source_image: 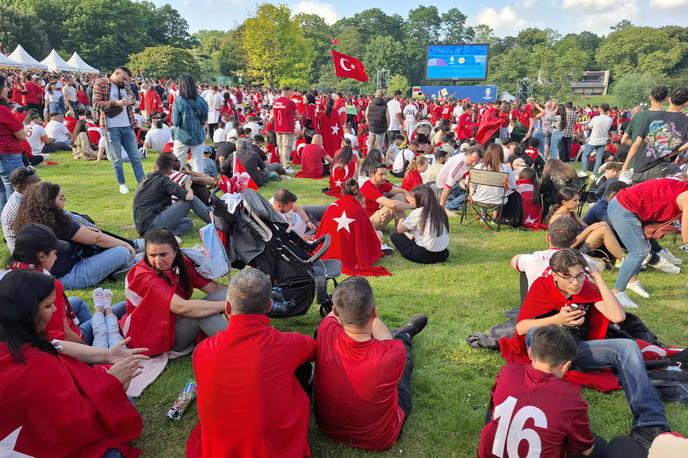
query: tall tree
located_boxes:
[294,13,332,83]
[140,2,196,48]
[333,9,404,42]
[218,26,247,78]
[441,8,474,44]
[127,46,200,80]
[403,6,442,43]
[241,4,315,87]
[473,24,495,45]
[0,4,49,58]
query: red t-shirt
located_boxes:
[314,316,406,451]
[297,144,328,178]
[190,314,316,458]
[479,364,594,458]
[273,96,297,133]
[616,177,688,224]
[0,105,25,153]
[360,179,394,216]
[401,169,423,191]
[23,81,42,104]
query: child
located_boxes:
[590,162,622,201]
[401,155,428,192]
[479,325,602,458]
[516,167,545,230]
[524,137,545,176]
[385,134,405,163]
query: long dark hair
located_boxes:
[0,270,58,363]
[518,167,541,205]
[557,104,567,130]
[177,73,198,100]
[325,96,334,116]
[0,75,9,106]
[13,182,72,235]
[335,145,353,166]
[143,228,192,297]
[483,144,504,172]
[72,119,88,143]
[413,184,448,237]
[361,149,383,177]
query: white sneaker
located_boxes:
[119,184,130,194]
[659,248,683,265]
[284,166,294,175]
[627,280,650,299]
[649,257,681,275]
[680,244,688,252]
[380,243,394,256]
[615,291,639,309]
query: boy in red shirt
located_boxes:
[272,86,297,172]
[480,325,603,458]
[314,277,428,451]
[360,164,414,231]
[187,268,316,458]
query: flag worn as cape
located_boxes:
[0,343,142,458]
[320,108,344,158]
[315,195,391,276]
[326,159,356,197]
[474,106,503,145]
[233,152,259,190]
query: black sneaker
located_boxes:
[392,314,428,339]
[631,425,670,449]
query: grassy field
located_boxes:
[5,150,687,457]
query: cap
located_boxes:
[460,142,470,152]
[14,224,70,253]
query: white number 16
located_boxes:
[491,396,548,458]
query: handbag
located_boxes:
[104,84,125,118]
[643,220,678,239]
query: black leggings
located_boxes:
[390,232,448,264]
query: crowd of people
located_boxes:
[0,64,687,458]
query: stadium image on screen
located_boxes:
[426,44,489,80]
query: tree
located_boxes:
[218,27,247,78]
[0,4,49,58]
[612,72,663,107]
[387,74,410,97]
[10,0,71,51]
[611,20,633,32]
[441,8,474,44]
[294,13,333,83]
[140,2,196,48]
[333,9,405,42]
[241,4,315,87]
[127,45,200,80]
[192,30,225,81]
[473,24,495,44]
[403,6,442,44]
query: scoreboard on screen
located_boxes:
[426,44,489,81]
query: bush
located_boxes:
[127,45,201,80]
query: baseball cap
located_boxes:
[460,142,470,152]
[14,224,70,253]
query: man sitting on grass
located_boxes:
[314,276,428,451]
[480,325,605,458]
[187,268,316,457]
[360,164,414,232]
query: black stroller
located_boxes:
[211,189,341,317]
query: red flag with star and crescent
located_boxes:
[315,195,391,277]
[331,50,369,82]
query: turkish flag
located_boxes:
[315,195,391,276]
[233,152,259,190]
[474,106,503,145]
[0,343,142,457]
[331,50,369,82]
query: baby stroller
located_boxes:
[211,188,341,317]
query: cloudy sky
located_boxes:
[153,0,687,36]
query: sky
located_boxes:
[152,0,688,37]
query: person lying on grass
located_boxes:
[0,269,147,458]
[501,249,671,449]
[480,325,606,458]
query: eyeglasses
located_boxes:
[555,271,587,283]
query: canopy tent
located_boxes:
[41,49,80,72]
[0,53,24,69]
[67,52,99,74]
[500,91,516,102]
[7,45,48,70]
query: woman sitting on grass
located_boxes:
[358,148,385,185]
[327,144,359,196]
[391,184,449,264]
[121,228,228,356]
[71,119,98,161]
[401,155,428,192]
[0,269,146,458]
[12,182,137,290]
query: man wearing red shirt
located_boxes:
[315,277,428,451]
[187,268,316,458]
[360,164,413,231]
[21,75,43,117]
[272,86,298,173]
[480,325,601,458]
[0,76,28,211]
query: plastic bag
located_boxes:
[181,224,229,279]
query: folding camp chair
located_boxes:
[573,175,589,216]
[460,169,509,231]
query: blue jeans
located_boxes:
[550,129,563,160]
[446,185,467,211]
[48,102,65,116]
[0,153,24,210]
[78,300,126,346]
[607,198,648,291]
[108,127,145,185]
[532,129,544,156]
[526,329,667,429]
[59,246,133,290]
[582,143,606,174]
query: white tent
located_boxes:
[0,53,24,69]
[500,91,516,103]
[67,52,99,74]
[7,45,48,70]
[41,49,80,72]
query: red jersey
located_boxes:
[0,105,25,153]
[401,169,423,191]
[272,96,297,133]
[616,177,688,224]
[314,316,406,451]
[188,314,315,458]
[441,105,452,120]
[295,144,328,179]
[22,81,42,104]
[479,364,594,458]
[360,179,394,216]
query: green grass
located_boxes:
[5,150,687,457]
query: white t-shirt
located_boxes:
[268,198,306,236]
[24,123,47,154]
[106,84,131,128]
[226,128,238,141]
[452,105,463,119]
[44,90,63,105]
[403,103,418,121]
[243,121,261,139]
[62,85,77,103]
[436,153,470,190]
[45,120,71,143]
[587,114,612,146]
[403,208,449,252]
[344,132,358,153]
[392,148,416,174]
[213,127,227,144]
[387,99,402,131]
[516,249,558,289]
[144,127,172,152]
